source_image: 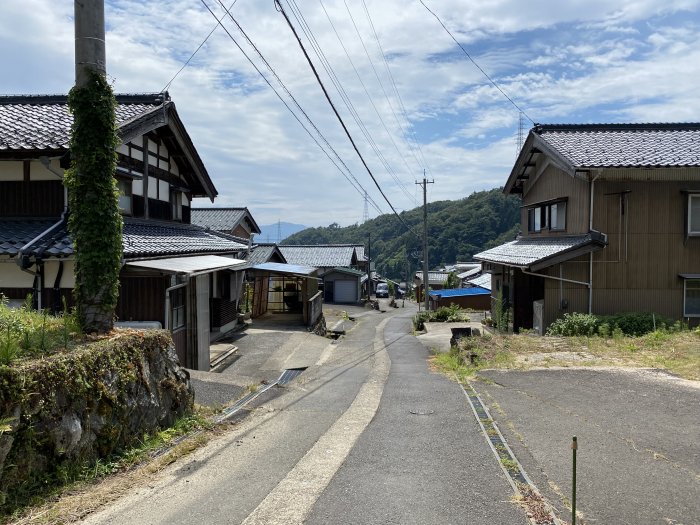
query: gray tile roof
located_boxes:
[246,244,286,265]
[190,207,261,234]
[535,123,700,168]
[11,218,248,260]
[474,233,603,268]
[0,94,168,152]
[414,271,451,284]
[0,219,59,256]
[467,273,491,290]
[278,245,357,268]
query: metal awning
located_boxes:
[126,255,246,275]
[249,262,320,279]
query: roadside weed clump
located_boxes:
[547,311,682,337]
[413,304,467,330]
[0,294,82,364]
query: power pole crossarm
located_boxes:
[416,176,434,312]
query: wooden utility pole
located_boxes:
[367,233,371,299]
[416,175,433,312]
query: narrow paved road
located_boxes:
[82,308,526,525]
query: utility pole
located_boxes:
[416,174,434,312]
[367,233,371,300]
[75,0,106,86]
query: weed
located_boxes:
[500,458,519,471]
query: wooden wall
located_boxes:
[0,181,63,217]
[115,273,167,326]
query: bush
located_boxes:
[547,311,679,337]
[546,312,600,336]
[413,305,465,330]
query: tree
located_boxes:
[445,271,460,289]
[64,71,122,333]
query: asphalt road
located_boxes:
[81,304,529,525]
[473,367,700,525]
[305,312,527,525]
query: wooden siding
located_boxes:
[115,274,167,326]
[431,293,491,311]
[172,328,187,367]
[0,181,63,217]
[211,297,237,327]
[522,165,590,235]
[148,198,171,221]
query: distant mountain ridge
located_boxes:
[257,221,308,243]
[283,187,520,280]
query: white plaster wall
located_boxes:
[148,176,158,199]
[30,159,64,181]
[0,161,24,181]
[148,139,157,153]
[44,260,76,288]
[132,179,143,196]
[158,180,170,202]
[0,260,34,287]
[117,144,129,155]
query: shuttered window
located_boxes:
[689,195,700,235]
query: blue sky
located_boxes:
[2,0,700,227]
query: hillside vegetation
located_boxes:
[283,188,520,280]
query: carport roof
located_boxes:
[126,255,246,274]
[250,262,319,277]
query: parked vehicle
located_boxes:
[375,282,389,298]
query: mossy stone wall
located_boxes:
[0,331,193,504]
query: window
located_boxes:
[117,179,131,212]
[689,194,700,235]
[117,179,132,214]
[684,279,700,317]
[171,190,183,221]
[170,287,186,330]
[550,201,566,230]
[527,200,566,233]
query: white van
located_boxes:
[375,282,389,298]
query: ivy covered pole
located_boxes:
[64,0,122,333]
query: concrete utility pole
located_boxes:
[416,175,434,312]
[75,0,106,86]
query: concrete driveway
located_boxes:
[472,367,700,525]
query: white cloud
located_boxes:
[1,0,700,227]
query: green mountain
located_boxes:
[283,187,520,281]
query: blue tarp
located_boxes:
[428,287,490,298]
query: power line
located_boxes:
[161,0,239,92]
[419,0,535,124]
[214,0,383,215]
[318,0,418,206]
[200,0,383,215]
[361,0,430,173]
[285,0,415,209]
[275,0,420,240]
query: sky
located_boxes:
[2,1,700,228]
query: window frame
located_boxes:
[526,199,567,233]
[683,278,700,317]
[689,194,700,236]
[170,287,186,330]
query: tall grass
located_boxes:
[0,294,82,365]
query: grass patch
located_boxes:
[431,329,700,381]
[0,295,82,364]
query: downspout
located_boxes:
[588,172,601,314]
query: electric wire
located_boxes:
[275,0,421,240]
[419,0,535,124]
[161,0,239,93]
[213,0,384,215]
[318,0,418,206]
[361,0,430,172]
[285,0,416,209]
[199,0,383,215]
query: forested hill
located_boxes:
[283,187,520,280]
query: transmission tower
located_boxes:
[516,111,525,158]
[362,191,369,223]
[276,219,281,243]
